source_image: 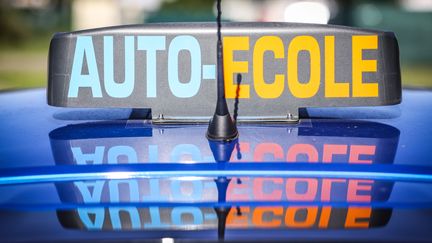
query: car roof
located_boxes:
[0,88,431,242]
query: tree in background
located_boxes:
[146,0,215,23]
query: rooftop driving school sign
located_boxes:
[47,22,401,121]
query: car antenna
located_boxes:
[207,0,239,141]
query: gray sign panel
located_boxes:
[48,22,401,121]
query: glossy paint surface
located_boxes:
[0,88,431,242]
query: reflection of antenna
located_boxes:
[209,137,235,240]
[215,207,230,240]
[207,0,238,141]
[215,176,231,241]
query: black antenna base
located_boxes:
[207,113,238,141]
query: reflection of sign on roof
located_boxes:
[58,206,392,231]
[48,23,401,121]
[49,120,399,164]
[51,120,397,232]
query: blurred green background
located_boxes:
[0,0,431,91]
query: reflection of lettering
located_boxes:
[172,207,204,226]
[109,207,141,229]
[227,178,373,202]
[78,207,213,230]
[69,140,382,231]
[74,178,373,204]
[72,146,138,164]
[70,143,377,164]
[75,181,104,202]
[73,177,378,230]
[78,208,105,229]
[251,143,376,163]
[74,179,216,203]
[72,146,104,165]
[228,206,372,229]
[76,206,373,230]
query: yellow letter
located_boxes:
[224,36,250,98]
[253,36,285,99]
[288,36,321,98]
[325,36,349,98]
[352,35,378,97]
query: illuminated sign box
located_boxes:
[48,22,401,121]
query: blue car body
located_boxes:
[0,88,431,242]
